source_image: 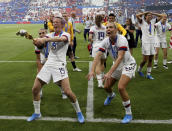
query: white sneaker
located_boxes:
[153,64,158,69]
[62,93,67,99]
[167,61,172,64]
[163,65,168,69]
[98,84,104,88]
[73,68,82,72]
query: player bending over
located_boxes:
[89,14,106,88]
[87,22,136,124]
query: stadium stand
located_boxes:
[0,0,171,22]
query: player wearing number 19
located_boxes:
[87,22,136,124]
[27,16,85,123]
[89,14,106,88]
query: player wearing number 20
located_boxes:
[27,16,85,123]
[89,14,106,88]
[87,22,136,124]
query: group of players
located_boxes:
[26,10,172,124]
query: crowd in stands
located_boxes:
[0,0,30,21]
[0,0,171,22]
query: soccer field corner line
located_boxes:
[0,115,172,124]
[86,61,94,120]
[0,60,91,63]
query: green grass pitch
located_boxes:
[0,24,172,130]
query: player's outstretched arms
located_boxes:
[33,38,46,47]
[86,51,103,80]
[87,71,95,81]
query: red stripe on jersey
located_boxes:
[62,35,68,42]
[35,50,40,54]
[89,31,94,34]
[99,48,105,53]
[125,104,131,108]
[119,46,127,51]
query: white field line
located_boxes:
[0,60,91,63]
[86,61,94,120]
[0,115,172,124]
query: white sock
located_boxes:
[108,92,115,97]
[122,100,132,115]
[96,73,103,86]
[154,60,158,65]
[40,89,42,97]
[163,59,167,65]
[59,86,64,94]
[137,66,142,72]
[33,100,41,114]
[71,99,81,113]
[147,67,152,75]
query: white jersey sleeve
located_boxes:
[98,37,109,53]
[167,23,171,31]
[62,32,70,43]
[35,46,41,54]
[117,36,128,51]
[89,26,95,34]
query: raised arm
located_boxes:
[151,12,163,18]
[87,51,103,80]
[136,12,145,24]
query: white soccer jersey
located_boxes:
[45,31,70,66]
[99,34,135,70]
[84,20,92,29]
[89,25,106,48]
[155,21,171,43]
[140,19,156,43]
[35,45,49,64]
[35,44,49,57]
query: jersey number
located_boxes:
[51,43,57,50]
[59,68,65,75]
[98,32,105,41]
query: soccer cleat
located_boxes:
[73,68,82,72]
[167,60,172,64]
[27,113,41,122]
[153,64,158,69]
[121,114,133,124]
[163,65,168,69]
[77,112,85,123]
[98,84,104,88]
[74,56,80,59]
[62,93,68,99]
[138,71,144,77]
[146,75,154,80]
[104,93,115,106]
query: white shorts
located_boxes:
[92,46,106,59]
[142,43,156,55]
[154,42,167,48]
[40,53,47,64]
[37,64,68,84]
[111,63,137,80]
